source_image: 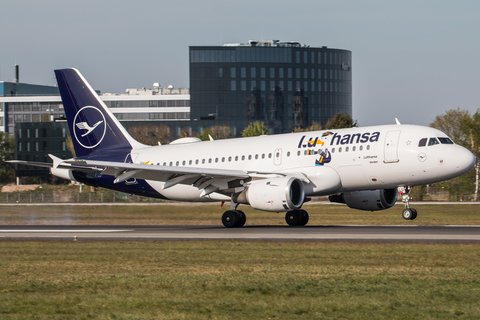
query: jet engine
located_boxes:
[233,177,305,212]
[329,189,398,211]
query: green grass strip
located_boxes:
[1,240,480,319]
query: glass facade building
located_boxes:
[190,40,352,134]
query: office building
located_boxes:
[190,40,352,134]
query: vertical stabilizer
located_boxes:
[55,68,144,158]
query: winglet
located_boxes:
[49,154,63,169]
[395,118,401,125]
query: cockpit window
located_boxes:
[418,138,427,147]
[438,137,454,144]
[428,137,440,146]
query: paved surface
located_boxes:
[1,225,480,242]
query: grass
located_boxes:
[1,241,480,319]
[0,203,479,225]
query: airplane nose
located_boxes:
[455,146,476,175]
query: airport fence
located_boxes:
[0,190,165,204]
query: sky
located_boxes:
[1,0,479,127]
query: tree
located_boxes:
[65,134,76,158]
[430,108,476,200]
[325,113,358,129]
[304,121,322,132]
[430,107,470,144]
[211,125,234,139]
[241,121,269,137]
[196,128,214,141]
[127,124,170,145]
[460,109,480,201]
[0,132,16,183]
[179,127,192,138]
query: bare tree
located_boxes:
[127,124,170,145]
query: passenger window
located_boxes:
[268,153,272,158]
[287,151,291,157]
[332,148,335,153]
[248,155,252,160]
[367,145,370,150]
[209,158,212,163]
[352,146,356,151]
[439,137,454,144]
[163,162,166,166]
[235,156,238,161]
[255,154,258,160]
[176,161,179,166]
[297,151,301,156]
[242,155,245,160]
[182,161,186,166]
[428,137,439,146]
[202,159,205,164]
[418,138,427,147]
[262,154,265,159]
[215,158,219,163]
[346,147,349,152]
[339,147,342,152]
[304,150,308,155]
[359,146,363,151]
[169,162,173,166]
[228,156,232,162]
[195,160,199,165]
[222,157,225,162]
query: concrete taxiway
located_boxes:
[1,225,480,242]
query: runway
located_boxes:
[1,225,480,242]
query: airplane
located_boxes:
[9,68,476,227]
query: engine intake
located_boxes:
[329,189,398,211]
[233,177,305,212]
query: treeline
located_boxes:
[429,108,480,201]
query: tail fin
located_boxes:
[55,68,144,158]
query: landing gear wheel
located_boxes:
[410,208,417,220]
[299,209,309,226]
[402,208,416,220]
[222,210,239,228]
[235,210,246,228]
[285,210,309,226]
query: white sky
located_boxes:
[1,0,479,126]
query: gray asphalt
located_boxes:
[1,225,480,242]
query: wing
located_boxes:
[8,156,309,197]
[60,158,252,196]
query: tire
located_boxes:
[299,210,309,226]
[222,210,238,228]
[235,210,246,228]
[410,208,417,220]
[402,208,413,220]
[285,210,301,226]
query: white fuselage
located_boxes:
[130,124,475,202]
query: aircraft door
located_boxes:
[384,130,400,163]
[274,148,282,166]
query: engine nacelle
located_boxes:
[329,189,398,211]
[234,177,305,212]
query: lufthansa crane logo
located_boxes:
[73,106,106,149]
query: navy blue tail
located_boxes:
[55,68,143,158]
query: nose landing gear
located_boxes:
[399,186,417,220]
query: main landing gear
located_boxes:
[285,209,309,226]
[221,210,246,228]
[221,201,310,228]
[222,200,246,228]
[400,186,417,220]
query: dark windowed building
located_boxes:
[190,40,352,134]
